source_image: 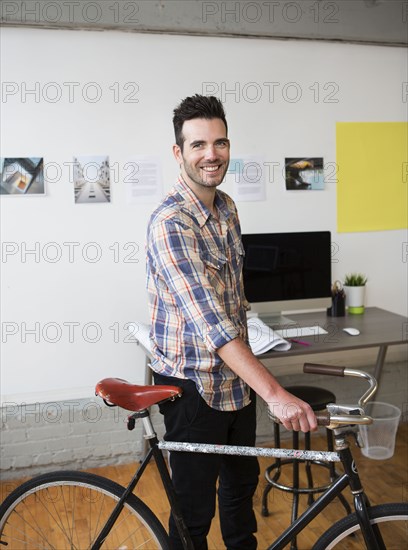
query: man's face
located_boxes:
[173,118,230,190]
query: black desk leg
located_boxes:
[373,345,388,385]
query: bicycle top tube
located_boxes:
[158,441,341,462]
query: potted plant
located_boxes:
[343,273,368,314]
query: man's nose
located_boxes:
[204,145,217,160]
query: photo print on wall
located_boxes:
[285,157,324,190]
[73,156,111,203]
[0,158,45,195]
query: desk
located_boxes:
[135,307,407,458]
[258,307,407,383]
[137,307,407,384]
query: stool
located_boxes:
[261,386,351,550]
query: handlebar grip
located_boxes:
[304,363,345,377]
[315,411,330,426]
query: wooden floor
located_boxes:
[1,423,407,549]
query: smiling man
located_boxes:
[146,95,316,549]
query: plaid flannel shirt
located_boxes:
[146,177,251,411]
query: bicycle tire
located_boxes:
[312,502,408,549]
[0,470,170,549]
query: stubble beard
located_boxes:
[182,159,229,189]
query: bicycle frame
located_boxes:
[90,410,386,550]
[89,366,388,549]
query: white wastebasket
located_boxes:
[359,402,401,460]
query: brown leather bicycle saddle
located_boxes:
[95,377,182,411]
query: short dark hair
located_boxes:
[173,94,228,151]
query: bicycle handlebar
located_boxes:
[316,410,373,429]
[303,363,378,407]
[268,408,372,429]
[303,363,377,429]
[304,363,345,377]
[315,411,330,426]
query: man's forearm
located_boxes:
[217,337,282,404]
[217,337,317,432]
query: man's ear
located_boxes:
[173,144,183,164]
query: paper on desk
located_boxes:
[247,317,291,355]
[128,322,153,356]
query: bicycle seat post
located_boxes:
[137,409,157,440]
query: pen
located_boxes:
[290,339,311,347]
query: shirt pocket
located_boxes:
[201,248,227,296]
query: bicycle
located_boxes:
[0,363,406,549]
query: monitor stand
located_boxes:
[258,312,297,328]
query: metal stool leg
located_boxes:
[304,431,315,506]
[262,421,281,517]
[261,482,274,517]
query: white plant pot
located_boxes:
[344,285,366,308]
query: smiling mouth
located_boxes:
[201,165,221,173]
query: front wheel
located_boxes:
[313,502,408,549]
[0,470,170,549]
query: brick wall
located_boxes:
[1,397,165,481]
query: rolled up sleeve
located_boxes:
[205,319,239,351]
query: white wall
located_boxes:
[1,28,407,404]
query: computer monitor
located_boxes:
[241,231,332,325]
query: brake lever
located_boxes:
[327,403,365,416]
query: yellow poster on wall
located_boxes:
[336,122,408,232]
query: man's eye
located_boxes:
[216,141,229,148]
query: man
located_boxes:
[146,94,317,549]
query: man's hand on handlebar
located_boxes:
[267,386,318,433]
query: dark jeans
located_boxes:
[153,372,260,550]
